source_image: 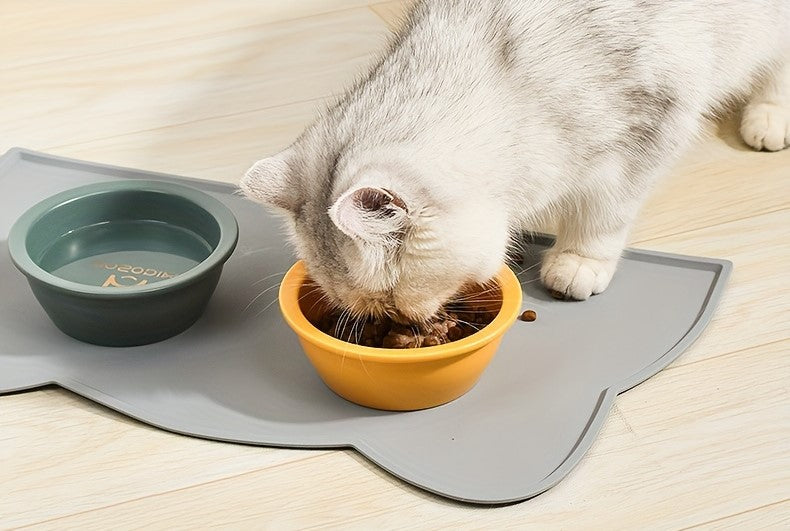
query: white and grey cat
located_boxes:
[241,0,790,323]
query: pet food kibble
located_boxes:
[382,332,418,349]
[520,310,537,322]
[447,325,465,341]
[312,300,500,350]
[422,335,444,347]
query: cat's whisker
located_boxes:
[243,282,284,313]
[306,293,332,319]
[449,318,484,331]
[350,311,374,379]
[345,311,358,339]
[250,270,286,286]
[335,308,352,339]
[447,290,501,303]
[254,296,282,318]
[353,315,364,346]
[338,320,351,374]
[253,281,320,319]
[343,315,355,344]
[443,309,501,315]
[357,317,368,343]
[357,349,373,381]
[409,324,422,347]
[513,262,541,276]
[445,297,502,306]
[297,287,324,304]
[449,286,498,298]
[447,300,494,307]
[333,308,346,338]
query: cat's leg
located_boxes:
[539,126,696,300]
[540,81,711,300]
[540,184,643,301]
[740,58,790,151]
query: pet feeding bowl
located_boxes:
[7,180,238,347]
[279,261,523,411]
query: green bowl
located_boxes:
[7,180,238,347]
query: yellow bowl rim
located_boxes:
[278,261,523,364]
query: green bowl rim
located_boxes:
[7,180,239,299]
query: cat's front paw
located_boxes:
[540,251,617,300]
[740,102,790,152]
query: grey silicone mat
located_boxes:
[0,148,731,504]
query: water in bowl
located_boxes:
[38,220,213,288]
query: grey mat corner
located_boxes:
[0,148,731,504]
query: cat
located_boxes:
[241,0,790,323]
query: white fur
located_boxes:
[242,0,790,321]
[741,61,790,151]
[241,149,297,211]
[328,187,408,246]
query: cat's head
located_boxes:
[240,135,509,323]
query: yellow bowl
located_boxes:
[279,261,523,411]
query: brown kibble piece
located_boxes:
[520,310,537,322]
[422,335,443,347]
[446,326,465,341]
[382,332,417,349]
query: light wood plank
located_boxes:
[632,118,790,242]
[0,389,328,528]
[49,97,328,184]
[24,451,408,530]
[369,1,413,31]
[4,0,375,69]
[685,499,790,530]
[0,8,388,153]
[23,341,789,529]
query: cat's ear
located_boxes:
[329,187,410,245]
[240,148,299,212]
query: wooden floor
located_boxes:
[2,1,788,528]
